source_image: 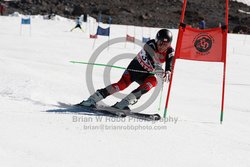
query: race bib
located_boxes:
[137,49,154,72]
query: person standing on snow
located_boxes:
[79,29,174,110]
[198,16,206,29]
[70,17,83,32]
[0,3,5,15]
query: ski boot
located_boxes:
[78,90,104,107]
[112,93,138,111]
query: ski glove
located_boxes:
[155,64,166,82]
[165,71,171,83]
[155,70,171,83]
[155,68,171,83]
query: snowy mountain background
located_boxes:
[2,0,250,33]
[1,13,250,167]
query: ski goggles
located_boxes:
[157,40,171,46]
[157,40,170,52]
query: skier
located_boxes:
[70,17,83,32]
[79,29,174,110]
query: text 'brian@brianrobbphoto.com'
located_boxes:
[72,115,178,131]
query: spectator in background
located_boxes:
[0,3,5,15]
[48,13,55,20]
[198,16,206,29]
[83,13,88,22]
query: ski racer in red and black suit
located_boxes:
[79,29,174,110]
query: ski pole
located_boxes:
[70,60,155,74]
[157,79,164,112]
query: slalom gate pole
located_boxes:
[163,0,187,118]
[220,0,229,124]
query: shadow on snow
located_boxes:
[45,102,116,117]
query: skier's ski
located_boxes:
[73,104,119,117]
[75,104,161,121]
[128,112,161,121]
[97,105,161,121]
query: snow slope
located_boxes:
[1,15,250,167]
